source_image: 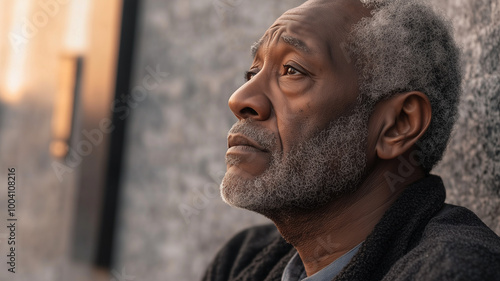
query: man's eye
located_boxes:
[245,71,257,81]
[283,65,302,76]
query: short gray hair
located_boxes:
[349,0,462,172]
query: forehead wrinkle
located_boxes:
[250,26,282,59]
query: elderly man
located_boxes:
[203,0,500,280]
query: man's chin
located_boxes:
[220,171,266,210]
[220,175,328,222]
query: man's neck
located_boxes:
[271,163,425,276]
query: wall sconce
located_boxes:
[50,0,91,158]
[50,55,83,158]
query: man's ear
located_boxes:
[374,91,432,160]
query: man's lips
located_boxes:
[227,134,269,153]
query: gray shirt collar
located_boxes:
[282,242,363,281]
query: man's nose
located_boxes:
[228,79,272,121]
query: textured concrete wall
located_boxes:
[433,0,500,234]
[116,1,500,281]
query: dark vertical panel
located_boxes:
[68,56,84,148]
[95,0,141,268]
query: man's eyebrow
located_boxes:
[251,39,263,58]
[250,35,312,58]
[281,35,311,54]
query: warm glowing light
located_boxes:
[64,0,92,53]
[1,0,31,104]
[5,58,25,97]
[50,140,70,158]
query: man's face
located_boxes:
[221,0,371,214]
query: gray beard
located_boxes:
[221,104,370,215]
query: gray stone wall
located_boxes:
[115,1,500,281]
[433,0,500,234]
